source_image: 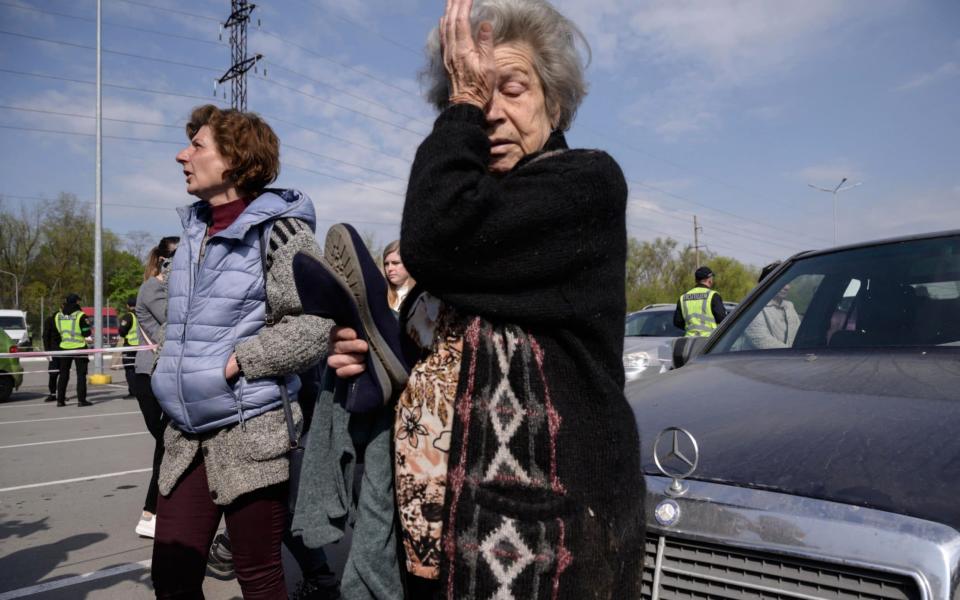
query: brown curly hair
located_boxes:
[185,105,280,196]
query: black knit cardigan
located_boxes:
[402,104,645,599]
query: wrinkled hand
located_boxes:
[327,326,368,378]
[441,0,496,109]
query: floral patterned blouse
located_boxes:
[394,294,463,579]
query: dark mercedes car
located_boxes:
[628,230,960,599]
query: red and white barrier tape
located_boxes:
[0,345,156,359]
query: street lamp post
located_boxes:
[0,269,19,308]
[808,178,863,246]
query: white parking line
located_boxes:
[0,396,122,408]
[0,559,151,599]
[0,431,148,449]
[0,411,141,425]
[0,468,152,492]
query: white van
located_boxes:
[0,310,29,347]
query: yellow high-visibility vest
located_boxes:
[55,310,87,349]
[679,286,718,337]
[125,313,140,346]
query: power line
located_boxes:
[262,60,431,126]
[0,30,222,73]
[582,123,823,221]
[283,144,407,182]
[258,112,413,163]
[0,67,217,102]
[0,1,223,46]
[109,0,221,22]
[257,28,420,99]
[291,0,421,56]
[283,162,405,198]
[0,123,182,145]
[0,104,180,129]
[0,106,412,182]
[630,179,832,246]
[626,222,690,240]
[629,197,806,252]
[252,75,427,137]
[702,221,806,253]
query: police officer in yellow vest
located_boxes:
[55,293,92,406]
[674,266,728,337]
[118,296,140,398]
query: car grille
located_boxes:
[643,534,920,600]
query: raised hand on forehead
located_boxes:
[440,0,496,109]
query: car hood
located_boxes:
[623,336,674,354]
[627,349,960,531]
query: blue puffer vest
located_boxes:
[152,189,316,434]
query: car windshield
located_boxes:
[625,310,684,337]
[0,316,25,329]
[710,235,960,353]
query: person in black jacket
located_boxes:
[674,265,728,335]
[42,313,61,402]
[326,0,644,597]
[117,297,138,398]
[55,293,92,407]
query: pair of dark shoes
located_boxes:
[293,224,410,412]
[290,568,342,600]
[206,533,234,580]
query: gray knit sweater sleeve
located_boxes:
[234,218,332,379]
[134,276,168,375]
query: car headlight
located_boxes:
[623,351,651,370]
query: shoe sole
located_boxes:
[324,225,409,396]
[206,566,236,581]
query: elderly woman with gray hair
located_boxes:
[325,0,644,597]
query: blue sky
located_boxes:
[0,0,958,267]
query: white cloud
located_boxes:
[555,0,900,137]
[797,162,864,186]
[847,187,960,242]
[896,62,959,91]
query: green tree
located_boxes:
[0,192,145,342]
[625,236,759,312]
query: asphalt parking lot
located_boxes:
[0,361,347,599]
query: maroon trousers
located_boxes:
[152,458,288,599]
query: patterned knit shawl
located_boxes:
[442,317,575,600]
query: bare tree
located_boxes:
[123,230,156,263]
[0,196,46,306]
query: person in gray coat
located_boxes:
[150,105,331,599]
[132,235,178,539]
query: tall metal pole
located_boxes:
[93,0,104,376]
[808,178,863,246]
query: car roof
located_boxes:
[627,306,675,317]
[0,309,26,316]
[787,228,960,262]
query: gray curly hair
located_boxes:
[422,0,590,132]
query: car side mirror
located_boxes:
[671,337,711,369]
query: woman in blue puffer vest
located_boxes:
[150,104,332,599]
